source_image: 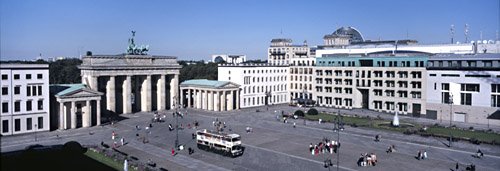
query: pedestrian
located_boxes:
[455,162,459,171]
[293,122,296,128]
[112,131,115,140]
[171,148,175,156]
[121,137,125,146]
[375,134,380,142]
[476,149,484,158]
[417,150,421,160]
[309,143,313,153]
[423,150,427,160]
[136,125,140,130]
[319,118,322,124]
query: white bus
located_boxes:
[196,129,244,157]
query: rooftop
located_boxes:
[180,79,239,89]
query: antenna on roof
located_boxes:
[450,24,455,44]
[464,24,469,43]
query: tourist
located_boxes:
[375,134,381,142]
[476,149,484,158]
[168,124,173,131]
[112,131,116,140]
[357,154,364,166]
[455,162,459,171]
[121,137,125,146]
[318,118,322,124]
[417,150,422,160]
[171,148,175,156]
[423,150,427,160]
[371,153,377,166]
[293,122,296,128]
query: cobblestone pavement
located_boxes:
[2,104,500,171]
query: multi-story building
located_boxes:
[212,54,246,64]
[268,38,309,65]
[218,63,289,108]
[426,54,500,125]
[0,64,50,136]
[289,56,315,101]
[314,56,428,115]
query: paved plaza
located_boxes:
[2,105,500,171]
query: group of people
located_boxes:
[213,118,227,132]
[110,131,126,148]
[152,112,166,123]
[357,153,378,166]
[416,150,428,160]
[309,138,341,156]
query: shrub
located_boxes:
[294,110,305,117]
[306,108,319,115]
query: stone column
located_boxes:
[142,75,152,112]
[236,90,240,109]
[228,90,233,111]
[63,103,68,129]
[123,76,132,114]
[214,91,219,111]
[158,75,166,111]
[96,100,101,125]
[59,101,64,130]
[187,89,192,108]
[90,76,98,91]
[221,91,226,111]
[203,90,208,110]
[197,90,202,109]
[170,74,179,109]
[106,76,116,112]
[71,101,76,129]
[83,100,91,128]
[180,88,185,108]
[208,91,214,111]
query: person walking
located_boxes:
[121,137,125,146]
[112,131,115,140]
[293,122,296,128]
[417,150,422,160]
[423,150,427,160]
[171,148,175,156]
[455,162,459,171]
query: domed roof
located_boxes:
[332,26,364,42]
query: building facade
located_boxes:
[0,64,50,136]
[218,63,289,108]
[426,54,500,125]
[180,79,240,111]
[314,56,428,115]
[50,84,103,130]
[268,38,309,65]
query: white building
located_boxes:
[426,54,500,126]
[0,64,50,136]
[212,54,246,64]
[268,38,309,65]
[218,63,289,108]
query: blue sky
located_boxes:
[1,0,499,61]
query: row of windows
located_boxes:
[242,69,286,74]
[290,68,313,75]
[441,92,472,105]
[316,70,421,79]
[242,76,287,85]
[1,85,43,96]
[1,100,44,113]
[243,85,287,94]
[2,117,44,133]
[316,79,421,89]
[316,96,353,107]
[428,60,498,68]
[1,74,44,80]
[290,83,312,91]
[318,60,425,67]
[373,101,409,111]
[291,75,313,82]
[242,94,287,106]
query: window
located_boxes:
[38,117,43,129]
[37,74,43,79]
[14,119,20,131]
[38,100,43,110]
[26,101,32,111]
[14,101,20,112]
[484,61,492,67]
[14,86,20,95]
[461,84,480,92]
[27,86,31,96]
[492,95,500,107]
[2,102,8,113]
[442,92,450,104]
[26,74,32,79]
[26,118,32,130]
[1,120,8,133]
[442,83,449,90]
[492,84,500,93]
[38,85,42,96]
[1,87,7,95]
[14,74,20,80]
[1,74,7,80]
[460,93,472,105]
[32,85,36,96]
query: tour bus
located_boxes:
[196,129,244,157]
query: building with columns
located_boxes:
[78,53,181,115]
[50,84,103,130]
[180,79,240,111]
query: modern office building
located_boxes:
[426,53,500,125]
[314,56,428,115]
[0,64,50,136]
[218,63,289,108]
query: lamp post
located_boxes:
[174,96,179,149]
[449,93,453,147]
[331,110,343,171]
[34,124,38,141]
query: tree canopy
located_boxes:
[179,61,218,83]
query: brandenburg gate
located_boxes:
[78,32,181,115]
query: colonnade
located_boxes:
[57,99,100,129]
[180,88,239,111]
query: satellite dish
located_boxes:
[482,40,487,44]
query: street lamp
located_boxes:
[34,124,38,141]
[332,110,343,171]
[174,96,180,149]
[449,93,453,147]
